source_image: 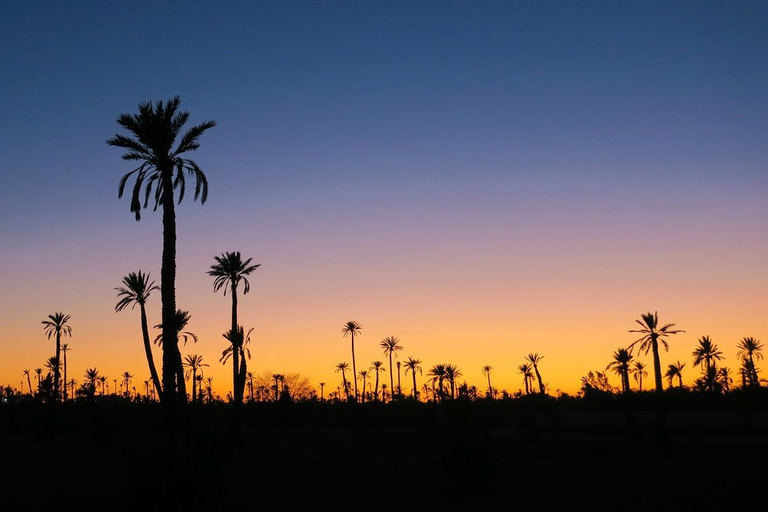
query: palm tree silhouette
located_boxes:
[692,335,723,392]
[84,368,99,397]
[632,361,648,391]
[427,364,447,401]
[369,361,385,401]
[736,336,763,387]
[208,251,260,406]
[22,369,32,396]
[61,343,72,400]
[335,362,351,401]
[122,371,133,398]
[108,96,216,408]
[319,382,325,400]
[183,354,209,404]
[628,311,685,396]
[525,353,546,395]
[115,271,163,401]
[665,360,686,389]
[517,363,533,395]
[341,321,363,402]
[34,368,42,393]
[606,348,633,394]
[42,312,72,402]
[444,364,462,399]
[221,326,254,404]
[403,357,422,400]
[380,336,403,401]
[358,370,369,402]
[482,365,494,398]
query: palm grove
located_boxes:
[10,98,766,413]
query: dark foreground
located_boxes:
[1,395,767,511]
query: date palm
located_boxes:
[108,96,216,409]
[208,251,260,406]
[628,311,685,396]
[61,343,72,400]
[482,365,494,399]
[122,371,133,398]
[358,370,369,402]
[632,361,648,391]
[606,348,633,394]
[115,271,163,401]
[525,353,546,395]
[518,363,534,395]
[665,360,686,389]
[380,336,403,401]
[341,321,363,402]
[427,364,447,401]
[221,326,253,405]
[84,368,99,397]
[42,312,72,402]
[736,337,763,387]
[369,361,385,401]
[403,357,422,400]
[23,369,32,396]
[692,335,723,392]
[444,364,462,399]
[183,354,208,404]
[335,362,351,401]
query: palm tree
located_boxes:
[736,336,763,387]
[692,335,724,392]
[427,364,447,401]
[61,343,72,400]
[632,361,648,391]
[335,362,351,401]
[358,370,369,402]
[115,271,163,401]
[22,369,32,396]
[319,382,325,400]
[517,363,533,395]
[628,311,685,396]
[444,364,462,399]
[108,96,216,409]
[153,309,197,402]
[122,371,133,398]
[606,348,634,394]
[380,336,403,401]
[183,354,209,404]
[369,361,385,401]
[84,368,99,397]
[482,365,494,398]
[220,326,253,406]
[665,360,686,389]
[525,353,546,395]
[208,251,260,406]
[341,321,363,402]
[403,357,422,400]
[42,312,72,401]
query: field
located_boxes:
[1,394,767,511]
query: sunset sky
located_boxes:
[1,1,766,398]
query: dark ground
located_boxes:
[1,396,766,511]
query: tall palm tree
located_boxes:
[427,364,447,401]
[341,321,363,402]
[335,362,351,401]
[358,370,369,402]
[122,371,133,398]
[482,365,494,398]
[208,251,260,406]
[23,369,32,396]
[628,311,685,396]
[115,271,163,401]
[380,336,403,401]
[632,361,648,391]
[61,343,72,400]
[517,363,533,395]
[183,354,209,404]
[98,375,107,395]
[525,353,546,395]
[369,361,385,401]
[42,312,72,401]
[665,360,686,389]
[606,348,634,394]
[108,96,216,409]
[220,326,253,406]
[444,364,462,399]
[403,357,422,400]
[736,336,763,387]
[692,335,724,392]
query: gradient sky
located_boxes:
[1,1,766,397]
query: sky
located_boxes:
[1,1,767,398]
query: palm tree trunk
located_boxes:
[351,333,358,402]
[161,175,179,407]
[651,340,664,395]
[55,332,61,401]
[141,305,163,401]
[534,365,545,394]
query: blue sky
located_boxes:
[1,1,766,395]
